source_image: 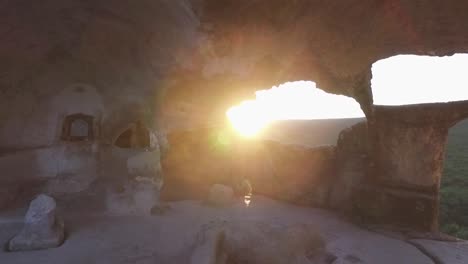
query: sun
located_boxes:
[226,100,270,137]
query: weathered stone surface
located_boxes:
[127,151,162,183]
[3,0,468,140]
[150,203,171,216]
[191,220,331,264]
[408,239,468,264]
[0,1,198,150]
[347,102,468,232]
[329,121,368,212]
[105,180,157,215]
[0,184,20,211]
[8,194,65,251]
[206,184,234,207]
[253,142,336,207]
[0,195,454,263]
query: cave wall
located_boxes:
[0,0,198,209]
[1,0,468,230]
[0,0,199,150]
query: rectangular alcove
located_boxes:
[61,113,94,142]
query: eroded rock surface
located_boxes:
[191,220,332,264]
[408,239,468,264]
[8,194,65,251]
[356,102,468,232]
[329,121,368,212]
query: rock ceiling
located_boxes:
[2,0,468,118]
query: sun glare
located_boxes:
[226,81,365,137]
[226,100,271,137]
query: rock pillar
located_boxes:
[356,101,468,232]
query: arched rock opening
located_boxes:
[161,81,368,206]
[114,122,150,149]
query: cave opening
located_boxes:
[440,119,468,239]
[371,54,468,105]
[372,54,468,236]
[226,81,366,146]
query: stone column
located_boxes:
[356,101,468,232]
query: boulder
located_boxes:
[207,184,234,207]
[8,194,65,251]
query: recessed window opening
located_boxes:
[70,119,89,137]
[61,113,94,142]
[372,54,468,105]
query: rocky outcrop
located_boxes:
[160,128,336,207]
[8,194,65,251]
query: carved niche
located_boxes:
[61,113,94,141]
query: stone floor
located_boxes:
[0,196,466,264]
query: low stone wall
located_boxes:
[329,121,368,212]
[160,128,337,208]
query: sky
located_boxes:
[227,54,468,136]
[372,54,468,105]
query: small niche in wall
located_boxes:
[114,122,150,149]
[61,113,94,141]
